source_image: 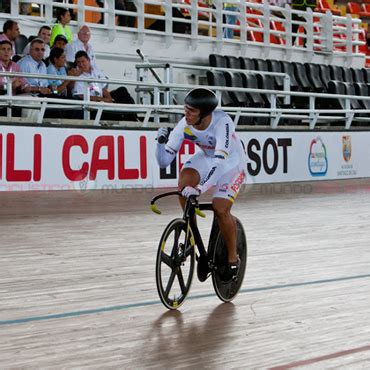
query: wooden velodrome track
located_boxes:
[1,179,370,369]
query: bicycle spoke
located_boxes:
[171,227,181,258]
[164,269,177,298]
[161,251,173,268]
[176,268,186,294]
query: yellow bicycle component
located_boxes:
[151,204,162,215]
[195,207,206,218]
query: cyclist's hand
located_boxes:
[156,127,169,144]
[182,186,201,198]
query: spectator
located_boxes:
[19,3,31,15]
[50,7,73,47]
[0,40,30,95]
[45,35,69,66]
[52,34,69,50]
[72,50,137,121]
[291,0,316,43]
[23,26,52,58]
[65,25,97,67]
[0,20,20,57]
[115,0,126,26]
[223,3,239,39]
[291,0,316,11]
[122,0,137,28]
[17,38,51,95]
[47,47,74,96]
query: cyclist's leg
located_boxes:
[178,151,210,209]
[178,168,200,209]
[212,197,238,263]
[212,167,246,264]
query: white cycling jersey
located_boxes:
[156,110,247,200]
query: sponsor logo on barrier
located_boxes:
[247,137,292,176]
[308,137,328,176]
[337,135,357,177]
[342,135,351,162]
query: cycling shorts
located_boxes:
[183,151,246,202]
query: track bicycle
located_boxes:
[150,191,247,310]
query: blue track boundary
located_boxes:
[1,273,370,327]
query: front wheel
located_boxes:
[155,218,195,310]
[210,217,247,302]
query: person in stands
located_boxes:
[17,38,51,95]
[50,7,73,47]
[72,50,138,121]
[47,47,78,96]
[0,40,29,95]
[45,35,69,66]
[291,0,317,43]
[223,3,239,39]
[23,26,52,58]
[0,20,20,57]
[65,25,97,67]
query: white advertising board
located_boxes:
[0,125,368,191]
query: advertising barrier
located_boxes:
[0,125,368,191]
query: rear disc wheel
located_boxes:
[211,217,247,302]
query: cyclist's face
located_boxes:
[184,104,201,125]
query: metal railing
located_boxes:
[0,0,365,61]
[1,70,370,129]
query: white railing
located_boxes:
[0,0,365,61]
[1,70,370,129]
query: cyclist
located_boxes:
[155,88,247,282]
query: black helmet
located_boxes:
[184,88,218,119]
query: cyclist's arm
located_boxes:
[198,119,232,193]
[155,120,185,168]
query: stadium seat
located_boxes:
[362,4,370,16]
[256,74,274,107]
[270,21,286,45]
[319,64,332,90]
[255,59,269,72]
[343,67,354,83]
[364,68,370,83]
[305,63,326,92]
[209,54,227,68]
[281,61,300,91]
[354,83,370,110]
[224,71,249,106]
[293,62,314,92]
[206,70,234,106]
[347,2,370,18]
[330,65,344,82]
[343,82,362,110]
[328,80,346,109]
[267,59,284,90]
[352,68,366,83]
[225,55,242,69]
[246,6,264,43]
[242,73,266,107]
[182,0,214,21]
[315,0,342,16]
[223,71,254,125]
[243,73,269,125]
[240,57,256,70]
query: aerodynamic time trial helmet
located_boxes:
[184,88,219,119]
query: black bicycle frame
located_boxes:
[150,191,215,258]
